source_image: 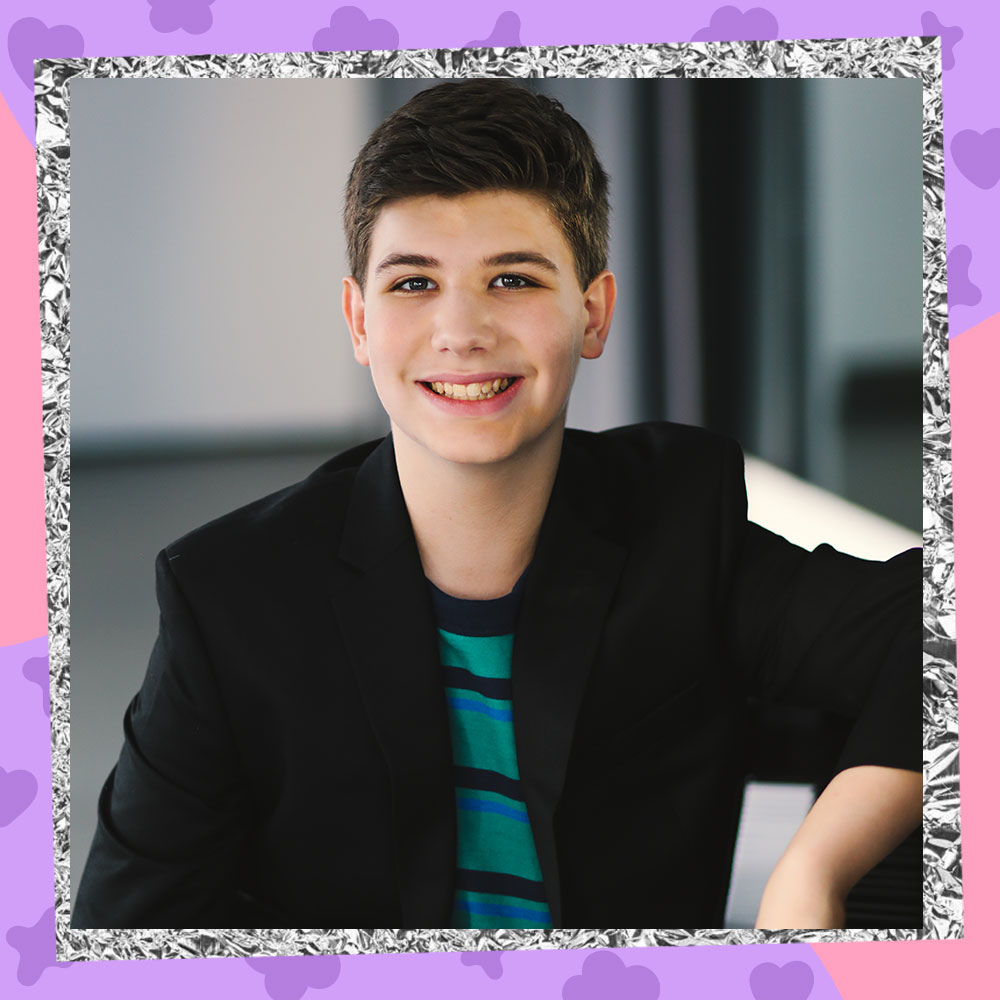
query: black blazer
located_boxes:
[74,422,920,929]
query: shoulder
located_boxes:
[559,422,747,540]
[162,437,385,573]
[564,421,744,484]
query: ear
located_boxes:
[342,276,370,367]
[580,270,617,360]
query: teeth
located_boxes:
[427,377,513,400]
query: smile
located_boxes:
[421,377,517,401]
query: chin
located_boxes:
[425,438,521,467]
[416,420,540,465]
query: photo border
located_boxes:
[40,36,956,961]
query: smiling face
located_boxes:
[342,190,616,471]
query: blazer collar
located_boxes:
[510,433,627,926]
[328,432,627,927]
[337,433,414,572]
[329,435,456,927]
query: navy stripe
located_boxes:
[427,571,528,636]
[453,766,523,801]
[443,665,513,700]
[456,869,550,904]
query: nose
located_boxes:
[429,288,498,356]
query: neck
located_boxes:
[392,426,564,600]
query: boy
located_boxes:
[75,80,920,930]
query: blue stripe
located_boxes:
[456,899,550,921]
[458,797,529,823]
[447,696,513,721]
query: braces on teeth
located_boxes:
[427,377,513,401]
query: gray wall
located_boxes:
[71,79,386,454]
[803,80,922,507]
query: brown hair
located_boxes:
[344,81,610,290]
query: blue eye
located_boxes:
[491,273,536,289]
[392,276,436,292]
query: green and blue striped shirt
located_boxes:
[429,577,553,929]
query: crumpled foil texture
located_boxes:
[38,35,956,960]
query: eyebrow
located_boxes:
[482,251,560,274]
[373,253,440,275]
[373,250,560,276]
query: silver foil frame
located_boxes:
[40,36,957,960]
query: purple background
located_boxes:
[2,1,992,997]
[1,0,995,337]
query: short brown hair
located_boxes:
[344,81,610,290]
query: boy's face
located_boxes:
[342,190,616,469]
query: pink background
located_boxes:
[1,1,994,997]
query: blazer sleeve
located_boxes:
[72,549,249,928]
[722,440,922,776]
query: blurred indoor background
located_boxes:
[69,76,923,927]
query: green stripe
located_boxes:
[455,799,544,881]
[447,704,520,778]
[438,631,514,679]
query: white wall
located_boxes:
[71,79,386,451]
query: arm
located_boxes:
[755,764,922,929]
[73,549,248,928]
[718,442,922,929]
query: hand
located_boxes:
[753,766,920,930]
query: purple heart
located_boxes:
[920,12,963,71]
[7,17,84,90]
[461,951,504,979]
[691,5,779,42]
[147,0,216,35]
[947,244,982,307]
[0,766,38,827]
[749,961,815,1000]
[22,655,51,716]
[466,12,522,48]
[313,7,399,52]
[5,907,73,986]
[951,128,1000,190]
[245,955,341,1000]
[562,951,660,1000]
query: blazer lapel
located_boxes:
[326,431,627,929]
[512,435,627,927]
[328,435,456,927]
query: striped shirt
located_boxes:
[428,577,553,929]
